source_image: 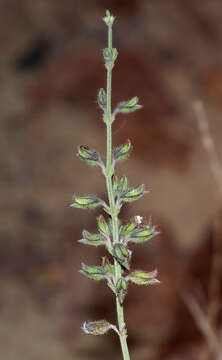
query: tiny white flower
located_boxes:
[135,215,143,225]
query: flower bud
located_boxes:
[82,320,112,335]
[77,145,100,166]
[97,215,110,236]
[112,175,118,197]
[78,230,104,246]
[103,47,118,67]
[121,184,146,203]
[117,176,128,195]
[129,269,160,285]
[116,277,128,304]
[70,195,103,209]
[98,88,106,111]
[129,226,158,244]
[103,10,115,27]
[80,263,106,281]
[113,243,131,270]
[113,140,131,163]
[120,220,137,239]
[115,96,142,114]
[102,256,114,276]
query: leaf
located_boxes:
[78,230,104,246]
[129,269,160,285]
[113,140,131,162]
[129,226,158,243]
[80,263,106,281]
[77,145,100,166]
[121,184,146,203]
[70,195,103,209]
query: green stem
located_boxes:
[104,24,131,360]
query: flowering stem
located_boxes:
[104,22,131,360]
[73,10,159,358]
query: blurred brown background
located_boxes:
[1,0,222,359]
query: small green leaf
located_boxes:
[98,88,106,111]
[78,230,104,246]
[71,195,103,209]
[121,184,146,203]
[113,140,131,163]
[80,263,106,281]
[113,243,131,270]
[115,96,142,114]
[118,176,128,195]
[129,269,160,285]
[97,215,110,236]
[116,277,128,304]
[129,226,158,243]
[82,320,112,335]
[77,145,100,166]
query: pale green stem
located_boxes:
[104,24,131,360]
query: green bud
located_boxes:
[113,140,131,163]
[78,230,104,246]
[121,184,146,203]
[77,145,100,166]
[129,269,160,285]
[121,220,137,239]
[115,96,142,114]
[112,175,118,197]
[98,88,106,111]
[113,243,131,270]
[82,320,112,335]
[97,215,110,236]
[103,47,118,67]
[70,195,103,209]
[102,256,115,276]
[118,176,128,195]
[80,263,106,281]
[116,277,128,304]
[129,226,158,243]
[103,10,115,27]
